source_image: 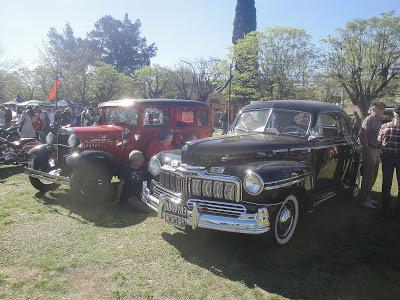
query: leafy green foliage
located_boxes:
[133,65,174,98]
[324,11,400,116]
[88,14,157,75]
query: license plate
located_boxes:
[163,197,187,230]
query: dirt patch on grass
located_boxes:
[64,266,109,300]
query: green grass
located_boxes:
[1,164,400,299]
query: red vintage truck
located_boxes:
[25,99,212,202]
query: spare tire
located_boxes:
[69,163,112,203]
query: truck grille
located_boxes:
[158,169,240,202]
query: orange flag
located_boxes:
[48,80,61,101]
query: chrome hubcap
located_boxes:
[277,202,295,239]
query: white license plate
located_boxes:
[163,198,187,230]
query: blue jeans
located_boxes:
[381,153,400,215]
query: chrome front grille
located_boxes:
[152,180,179,199]
[158,169,240,201]
[187,199,246,217]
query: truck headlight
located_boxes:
[46,132,55,145]
[148,156,161,176]
[68,134,78,148]
[243,172,264,195]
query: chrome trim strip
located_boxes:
[264,173,311,186]
[24,167,70,184]
[314,191,336,206]
[264,177,307,190]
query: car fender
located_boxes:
[66,150,120,176]
[27,144,53,158]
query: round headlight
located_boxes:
[46,132,54,145]
[68,134,78,148]
[148,156,161,176]
[243,172,264,195]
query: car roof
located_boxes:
[242,100,343,115]
[98,98,209,108]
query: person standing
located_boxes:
[220,110,229,134]
[18,107,35,138]
[352,111,361,137]
[358,101,385,208]
[39,109,50,142]
[4,105,12,129]
[378,105,400,218]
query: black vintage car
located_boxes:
[142,100,362,245]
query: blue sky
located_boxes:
[0,0,399,68]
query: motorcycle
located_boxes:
[0,137,39,165]
[0,123,21,142]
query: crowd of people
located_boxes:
[0,104,101,142]
[358,101,400,219]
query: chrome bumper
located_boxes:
[141,181,270,235]
[24,167,70,184]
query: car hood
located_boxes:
[181,133,308,167]
[62,125,125,146]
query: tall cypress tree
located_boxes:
[232,0,257,44]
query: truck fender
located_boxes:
[27,144,53,158]
[66,150,120,176]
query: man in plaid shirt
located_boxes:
[378,105,400,218]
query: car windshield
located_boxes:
[103,107,138,126]
[233,108,311,137]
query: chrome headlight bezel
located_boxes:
[46,132,55,145]
[148,156,161,176]
[243,172,264,195]
[68,134,78,148]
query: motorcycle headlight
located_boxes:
[148,156,161,176]
[68,134,78,148]
[46,132,55,145]
[243,172,264,195]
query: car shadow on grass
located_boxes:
[162,193,400,300]
[34,185,147,229]
[0,165,24,182]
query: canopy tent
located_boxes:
[16,100,50,107]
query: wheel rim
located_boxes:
[275,195,299,244]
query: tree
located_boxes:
[231,32,261,103]
[257,27,317,99]
[88,14,157,75]
[17,68,37,100]
[172,62,194,99]
[232,0,257,44]
[134,65,173,98]
[89,63,122,102]
[324,12,400,117]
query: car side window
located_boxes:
[143,107,170,127]
[198,110,208,127]
[316,113,340,138]
[339,114,351,137]
[176,109,195,127]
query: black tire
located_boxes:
[271,193,300,245]
[69,163,112,203]
[28,157,60,192]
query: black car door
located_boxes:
[313,112,342,198]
